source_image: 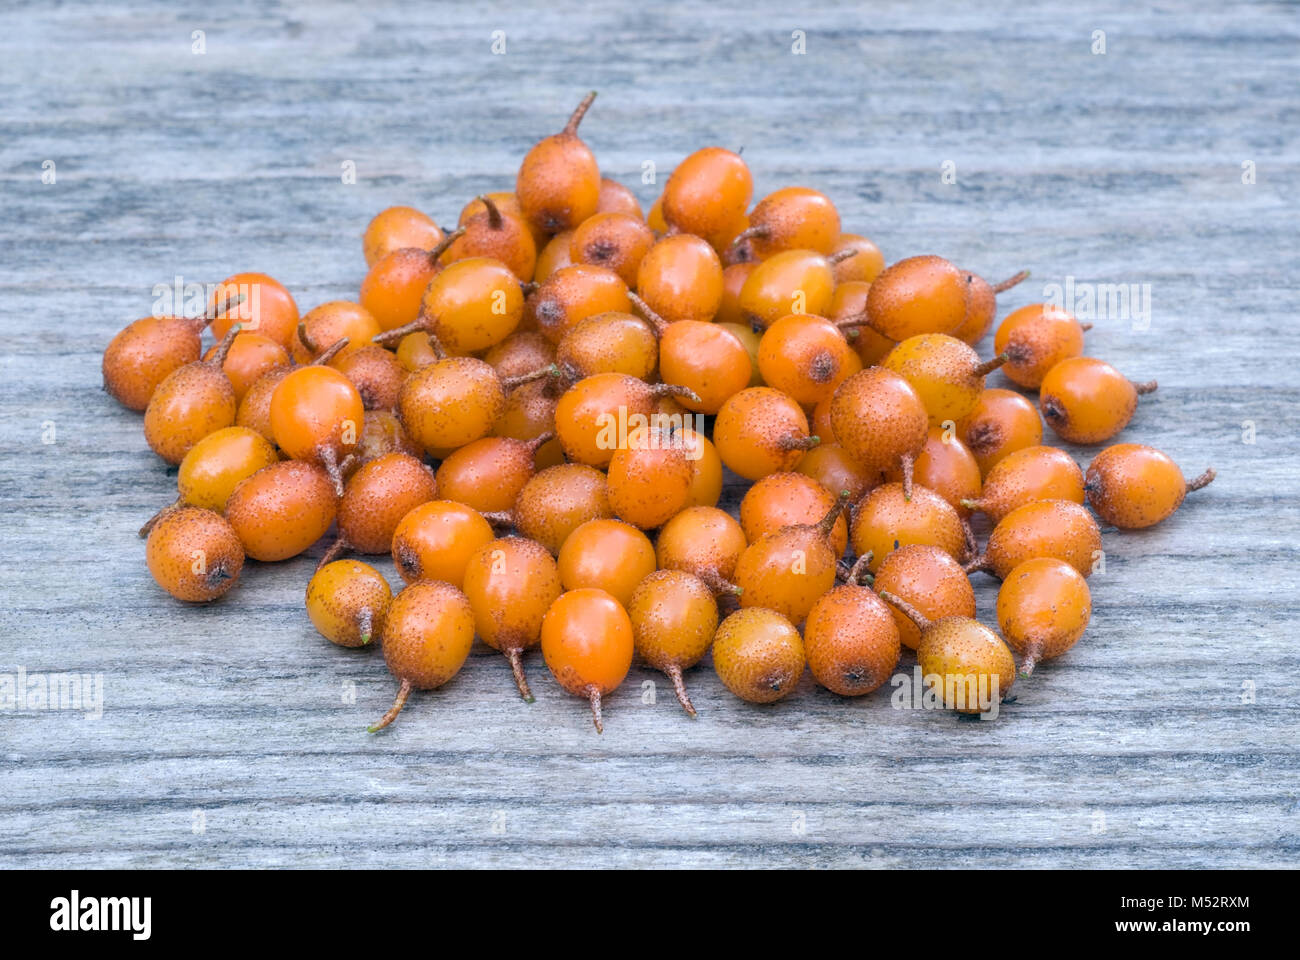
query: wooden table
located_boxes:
[3,0,1297,868]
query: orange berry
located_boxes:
[994,303,1087,388]
[596,177,644,218]
[757,313,862,406]
[872,544,975,650]
[963,445,1084,523]
[305,560,392,647]
[713,386,818,481]
[829,367,928,486]
[956,388,1044,476]
[1084,444,1214,529]
[516,92,601,234]
[209,273,301,348]
[712,608,805,704]
[570,212,655,287]
[145,506,244,602]
[804,577,900,696]
[636,234,724,324]
[269,363,364,491]
[531,263,630,344]
[442,196,536,282]
[884,426,982,517]
[661,147,752,243]
[731,186,840,259]
[737,249,837,330]
[740,472,849,557]
[861,255,968,341]
[627,570,718,715]
[363,206,442,267]
[225,460,338,562]
[390,500,494,588]
[972,499,1102,580]
[733,497,846,624]
[656,505,747,595]
[606,429,693,529]
[143,326,240,465]
[795,443,874,503]
[170,425,279,516]
[514,463,613,554]
[557,518,656,607]
[332,452,438,557]
[881,333,1015,425]
[1039,357,1157,445]
[996,558,1091,675]
[541,587,634,732]
[293,301,380,364]
[850,482,967,573]
[830,233,884,284]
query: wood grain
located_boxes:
[1,0,1298,868]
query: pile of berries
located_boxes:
[104,93,1215,731]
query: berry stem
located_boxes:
[425,225,466,264]
[505,647,534,703]
[476,195,504,231]
[962,554,991,576]
[563,91,597,136]
[833,312,868,329]
[726,223,770,256]
[480,510,515,528]
[627,291,669,336]
[208,323,241,369]
[587,685,604,734]
[846,552,873,586]
[960,516,978,562]
[698,569,742,597]
[501,363,561,391]
[877,590,932,633]
[319,445,345,498]
[206,291,247,323]
[316,534,349,570]
[777,433,820,452]
[1018,640,1043,678]
[297,321,320,355]
[1080,322,1094,332]
[371,320,423,348]
[971,351,1012,379]
[357,607,373,646]
[520,281,540,296]
[312,337,350,366]
[1186,467,1216,492]
[992,269,1030,294]
[1131,379,1158,395]
[525,432,556,454]
[815,491,849,539]
[899,452,915,502]
[368,678,412,732]
[665,664,697,717]
[138,498,182,538]
[649,382,703,406]
[827,248,857,265]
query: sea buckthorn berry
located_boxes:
[354,408,422,465]
[734,496,847,625]
[140,425,279,535]
[493,379,563,465]
[558,518,656,607]
[363,205,443,267]
[460,192,547,248]
[333,345,406,411]
[656,505,747,595]
[740,472,850,557]
[209,273,300,348]
[994,303,1089,387]
[204,332,290,403]
[661,146,753,243]
[396,342,507,453]
[442,195,537,282]
[628,570,718,716]
[879,592,1016,715]
[1039,357,1157,445]
[541,587,634,733]
[369,581,474,731]
[606,428,694,529]
[359,229,464,333]
[952,269,1029,346]
[712,608,805,704]
[270,361,365,493]
[962,445,1084,523]
[235,366,293,442]
[534,229,576,282]
[514,462,613,554]
[569,212,655,287]
[956,387,1044,476]
[323,452,438,564]
[305,560,392,648]
[796,444,874,503]
[830,234,885,284]
[854,255,969,341]
[516,92,601,234]
[678,427,724,508]
[730,186,840,259]
[293,301,380,364]
[435,434,551,514]
[716,321,763,386]
[486,330,558,379]
[718,262,758,326]
[103,310,215,412]
[389,500,493,588]
[530,263,631,344]
[145,506,244,602]
[881,333,1019,425]
[378,256,525,354]
[872,544,976,650]
[596,177,644,218]
[557,310,658,382]
[996,557,1091,676]
[967,499,1102,580]
[646,194,668,233]
[553,372,696,468]
[805,568,901,697]
[636,234,724,325]
[829,367,928,489]
[143,325,241,465]
[463,536,563,701]
[830,280,895,367]
[884,426,982,517]
[629,293,750,415]
[757,313,862,406]
[225,460,338,562]
[713,386,818,481]
[1084,444,1215,529]
[737,249,837,330]
[850,482,967,573]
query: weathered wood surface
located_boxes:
[2,0,1298,868]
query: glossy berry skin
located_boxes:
[831,280,895,367]
[143,345,239,465]
[804,585,900,696]
[557,518,656,608]
[655,505,748,592]
[423,257,525,353]
[174,426,279,513]
[235,366,293,442]
[463,536,563,701]
[656,318,751,415]
[957,388,1044,477]
[995,304,1087,388]
[363,206,442,267]
[829,367,929,485]
[606,434,693,530]
[712,608,805,704]
[873,544,976,650]
[435,435,545,514]
[678,428,724,508]
[881,333,1000,425]
[541,588,634,733]
[557,311,658,381]
[305,560,392,647]
[1085,444,1213,529]
[390,500,494,588]
[627,570,718,715]
[293,301,380,364]
[353,409,422,465]
[459,192,547,248]
[661,147,752,243]
[333,345,406,411]
[145,507,244,602]
[102,314,207,411]
[831,233,885,284]
[757,314,862,406]
[210,273,301,348]
[963,445,1084,523]
[996,557,1091,675]
[713,386,817,481]
[950,270,999,346]
[514,463,613,555]
[516,94,601,234]
[359,247,444,334]
[270,365,365,465]
[979,499,1102,579]
[734,507,842,625]
[636,234,724,324]
[397,356,504,453]
[717,262,758,326]
[865,255,969,341]
[532,264,631,344]
[1039,357,1156,445]
[796,444,875,503]
[553,372,677,468]
[534,230,575,282]
[443,199,537,282]
[337,453,438,554]
[569,212,655,287]
[915,616,1016,715]
[596,177,643,218]
[741,187,840,258]
[850,482,967,573]
[740,472,849,557]
[204,332,290,403]
[738,250,836,330]
[370,580,475,731]
[224,460,338,562]
[884,426,982,517]
[486,330,558,379]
